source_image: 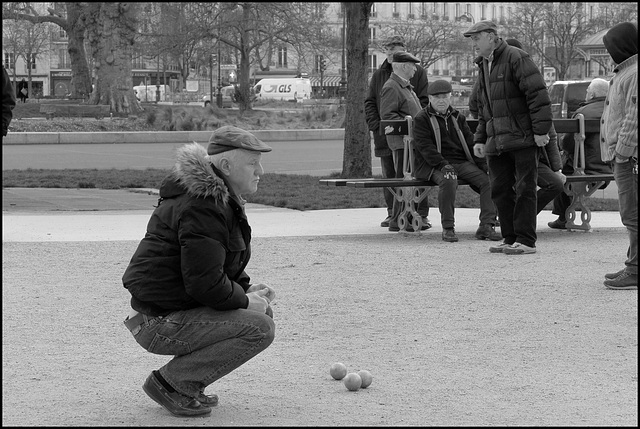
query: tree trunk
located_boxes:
[86,3,142,114]
[65,3,92,99]
[342,2,374,178]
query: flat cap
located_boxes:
[207,125,272,155]
[463,20,498,37]
[427,80,453,95]
[382,34,406,48]
[392,51,420,63]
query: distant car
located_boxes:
[548,80,591,119]
[202,86,233,108]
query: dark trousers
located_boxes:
[379,154,396,217]
[487,146,539,248]
[430,161,497,229]
[536,162,565,214]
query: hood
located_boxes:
[603,22,638,64]
[160,142,229,203]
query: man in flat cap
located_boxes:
[365,35,431,231]
[413,79,501,242]
[465,20,553,255]
[378,50,432,232]
[122,125,276,417]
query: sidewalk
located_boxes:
[2,187,624,242]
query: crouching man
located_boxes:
[122,126,276,417]
[412,79,501,242]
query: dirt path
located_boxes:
[2,230,637,426]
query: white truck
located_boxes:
[253,78,311,102]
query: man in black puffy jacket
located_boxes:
[365,34,431,229]
[122,126,276,417]
[465,21,553,255]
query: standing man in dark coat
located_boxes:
[465,20,553,255]
[365,35,431,229]
[17,78,28,103]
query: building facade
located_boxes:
[1,2,634,99]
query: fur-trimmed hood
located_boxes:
[159,142,230,204]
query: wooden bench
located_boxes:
[320,115,614,232]
[39,104,111,120]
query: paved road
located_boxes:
[1,139,382,177]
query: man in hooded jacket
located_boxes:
[600,22,638,290]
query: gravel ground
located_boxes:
[2,229,637,426]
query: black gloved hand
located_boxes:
[441,164,457,180]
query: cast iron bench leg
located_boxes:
[564,180,608,232]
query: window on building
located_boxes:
[28,53,36,70]
[443,3,449,20]
[455,3,461,18]
[466,3,471,15]
[371,3,377,17]
[481,4,486,20]
[59,28,67,39]
[492,5,496,20]
[4,52,15,69]
[57,48,70,69]
[278,47,287,68]
[421,2,428,18]
[369,26,376,40]
[392,2,399,18]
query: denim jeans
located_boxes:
[390,148,429,223]
[128,306,275,399]
[614,159,638,275]
[487,146,539,248]
[380,154,396,217]
[430,161,496,229]
[536,162,565,214]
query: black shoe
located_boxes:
[475,224,502,241]
[604,272,637,290]
[548,219,567,229]
[420,216,432,230]
[142,372,211,417]
[388,221,414,232]
[605,269,625,280]
[442,228,459,242]
[380,216,392,228]
[196,393,219,407]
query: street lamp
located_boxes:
[339,3,347,103]
[457,12,476,77]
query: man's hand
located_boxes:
[473,143,486,158]
[441,164,457,180]
[247,283,276,303]
[246,290,270,313]
[534,134,549,147]
[554,170,566,184]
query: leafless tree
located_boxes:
[2,2,93,99]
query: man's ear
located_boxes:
[218,158,232,176]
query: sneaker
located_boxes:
[548,219,567,229]
[489,242,513,253]
[442,228,459,242]
[605,269,625,280]
[503,242,537,255]
[475,224,502,241]
[142,372,211,417]
[603,272,637,290]
[421,216,432,230]
[380,216,392,228]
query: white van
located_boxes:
[133,85,171,102]
[253,78,311,102]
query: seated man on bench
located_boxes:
[548,78,612,229]
[412,80,501,242]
